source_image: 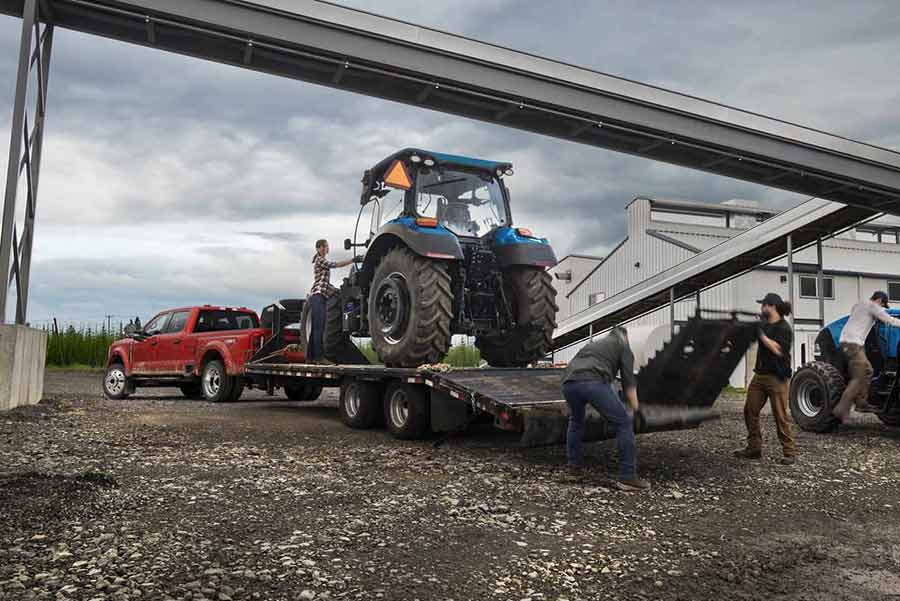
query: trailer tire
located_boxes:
[789,361,844,432]
[368,247,452,367]
[340,379,381,429]
[284,382,323,401]
[384,383,430,439]
[477,267,557,367]
[103,363,132,400]
[201,359,234,403]
[179,383,203,399]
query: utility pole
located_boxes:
[106,314,112,333]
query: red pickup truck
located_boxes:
[103,305,270,402]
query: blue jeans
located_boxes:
[562,379,636,479]
[307,293,326,360]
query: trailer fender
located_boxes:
[430,390,469,432]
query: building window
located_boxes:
[799,276,834,299]
[881,231,898,244]
[888,282,900,303]
[589,292,606,306]
[855,229,879,242]
[651,209,726,228]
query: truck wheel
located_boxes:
[103,363,132,400]
[877,413,900,427]
[284,382,323,401]
[384,383,430,439]
[340,379,381,429]
[201,359,234,403]
[368,247,452,367]
[790,361,845,432]
[477,267,557,367]
[179,383,203,399]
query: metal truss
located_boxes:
[0,0,53,323]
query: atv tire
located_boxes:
[368,247,452,367]
[477,266,558,367]
[789,361,845,432]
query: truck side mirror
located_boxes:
[344,238,352,250]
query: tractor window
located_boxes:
[416,169,508,237]
[377,185,406,227]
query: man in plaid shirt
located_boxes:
[308,239,354,361]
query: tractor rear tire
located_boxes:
[477,266,558,367]
[789,361,845,432]
[368,247,452,367]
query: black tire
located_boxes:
[201,359,234,403]
[323,293,355,363]
[877,412,900,427]
[477,266,558,367]
[789,361,845,432]
[339,379,382,429]
[368,247,452,367]
[298,300,312,355]
[284,382,323,401]
[103,363,132,400]
[384,383,430,439]
[228,380,245,402]
[179,382,203,399]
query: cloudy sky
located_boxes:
[1,0,899,327]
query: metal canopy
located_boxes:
[1,0,900,324]
[552,200,875,350]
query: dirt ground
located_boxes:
[1,370,899,601]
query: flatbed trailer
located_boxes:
[243,361,723,446]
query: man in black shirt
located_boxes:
[734,293,798,464]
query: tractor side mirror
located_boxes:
[344,238,352,251]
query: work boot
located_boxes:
[733,448,762,460]
[779,455,797,466]
[616,477,651,492]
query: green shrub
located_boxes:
[45,326,118,368]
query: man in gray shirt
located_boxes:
[835,291,900,421]
[561,327,648,491]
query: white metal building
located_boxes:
[551,196,900,386]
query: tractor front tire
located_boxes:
[477,266,558,367]
[789,361,845,432]
[368,247,452,367]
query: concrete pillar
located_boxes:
[0,324,47,410]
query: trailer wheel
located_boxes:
[284,382,323,401]
[877,413,900,427]
[368,247,452,367]
[201,359,234,403]
[384,383,430,439]
[477,267,557,367]
[179,383,203,399]
[340,379,381,429]
[789,361,845,432]
[103,363,132,400]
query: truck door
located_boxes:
[131,312,170,374]
[156,309,193,375]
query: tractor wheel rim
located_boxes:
[797,379,825,418]
[374,272,409,344]
[203,366,221,397]
[345,385,360,418]
[389,389,409,428]
[105,368,125,394]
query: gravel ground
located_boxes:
[1,369,899,601]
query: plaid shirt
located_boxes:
[310,253,338,297]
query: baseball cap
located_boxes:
[756,292,784,306]
[871,290,890,307]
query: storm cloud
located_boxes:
[1,0,899,324]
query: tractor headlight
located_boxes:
[423,158,435,166]
[410,154,422,163]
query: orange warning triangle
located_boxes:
[383,160,412,190]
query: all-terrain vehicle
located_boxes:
[321,148,558,367]
[789,310,900,431]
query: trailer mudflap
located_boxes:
[519,405,721,447]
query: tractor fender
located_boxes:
[491,227,557,268]
[361,222,462,278]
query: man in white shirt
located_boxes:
[835,291,900,421]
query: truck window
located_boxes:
[143,312,170,335]
[195,310,259,333]
[165,310,191,333]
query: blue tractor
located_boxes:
[324,149,559,367]
[789,310,900,431]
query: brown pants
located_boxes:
[834,343,874,419]
[744,374,797,456]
